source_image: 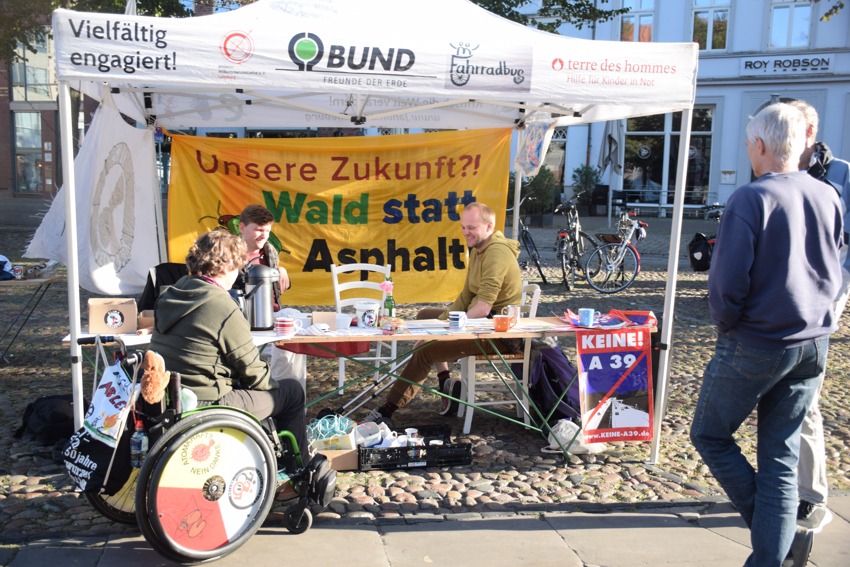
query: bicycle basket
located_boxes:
[595,233,623,244]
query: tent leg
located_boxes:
[648,108,693,464]
[512,131,525,238]
[59,81,85,429]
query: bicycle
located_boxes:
[584,204,649,293]
[507,195,548,284]
[553,193,598,291]
[74,335,336,563]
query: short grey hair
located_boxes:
[746,103,806,165]
[787,99,819,140]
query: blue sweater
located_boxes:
[709,170,843,349]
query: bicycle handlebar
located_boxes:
[505,194,536,213]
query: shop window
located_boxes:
[770,1,811,49]
[693,0,729,51]
[11,27,55,102]
[621,0,654,42]
[623,107,715,207]
[14,113,44,194]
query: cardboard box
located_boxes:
[88,298,137,334]
[137,309,155,331]
[319,449,358,472]
[312,311,339,329]
[308,429,356,451]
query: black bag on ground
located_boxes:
[14,394,81,445]
[688,233,712,272]
[526,347,581,424]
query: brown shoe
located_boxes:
[141,350,169,404]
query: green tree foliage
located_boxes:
[474,0,627,32]
[0,0,56,61]
[523,166,560,214]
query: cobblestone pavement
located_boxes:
[1,211,849,546]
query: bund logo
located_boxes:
[288,32,324,71]
[287,32,415,73]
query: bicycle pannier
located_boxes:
[688,233,712,272]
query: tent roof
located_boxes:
[53,0,698,130]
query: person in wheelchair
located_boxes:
[148,230,310,483]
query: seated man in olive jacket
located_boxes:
[363,202,523,423]
[149,230,308,468]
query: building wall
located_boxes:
[557,0,850,206]
[0,65,12,193]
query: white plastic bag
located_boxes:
[541,419,606,455]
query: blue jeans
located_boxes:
[690,333,827,567]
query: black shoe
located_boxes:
[783,526,814,567]
[438,377,461,416]
[797,500,833,533]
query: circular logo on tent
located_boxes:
[288,32,324,71]
[221,31,254,65]
[551,58,564,71]
[90,142,134,271]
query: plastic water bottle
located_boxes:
[130,418,149,469]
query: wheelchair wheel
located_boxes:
[284,506,312,534]
[85,468,139,524]
[135,409,277,563]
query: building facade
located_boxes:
[3,1,849,207]
[1,28,61,198]
[545,0,850,212]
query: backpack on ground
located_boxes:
[14,394,81,445]
[526,347,581,424]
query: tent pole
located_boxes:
[153,142,168,263]
[511,129,525,238]
[59,81,85,429]
[649,108,694,464]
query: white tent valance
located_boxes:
[53,0,698,463]
[54,0,696,130]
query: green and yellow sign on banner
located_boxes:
[167,128,512,306]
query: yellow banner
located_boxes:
[168,128,512,306]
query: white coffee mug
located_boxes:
[448,311,467,330]
[274,316,303,337]
[501,304,522,320]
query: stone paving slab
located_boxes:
[5,497,849,566]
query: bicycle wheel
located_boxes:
[135,409,277,563]
[557,238,572,290]
[575,232,599,275]
[85,468,139,524]
[522,231,548,284]
[585,243,640,294]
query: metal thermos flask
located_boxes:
[244,264,278,330]
[228,288,246,316]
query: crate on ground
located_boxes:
[358,424,472,471]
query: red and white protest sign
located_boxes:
[575,327,654,443]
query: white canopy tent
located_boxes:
[52,0,698,462]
